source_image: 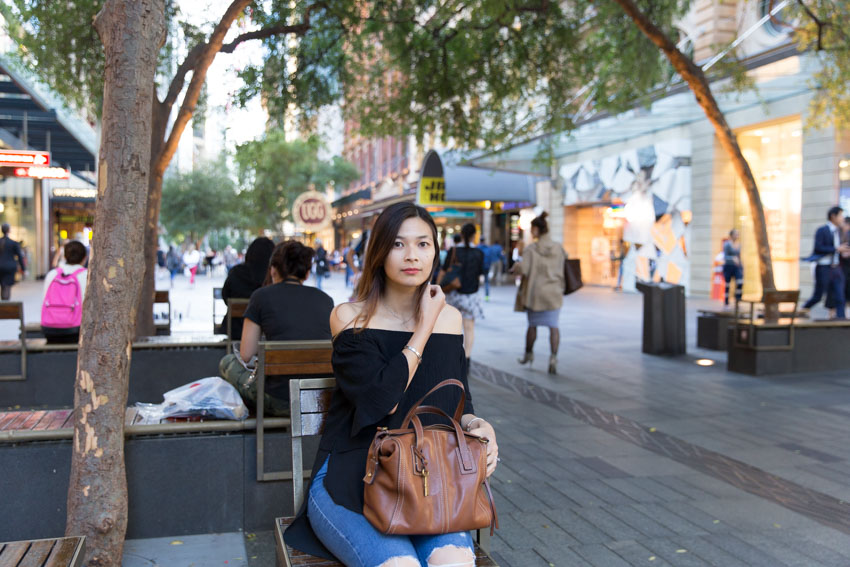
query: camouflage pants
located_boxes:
[219,353,290,417]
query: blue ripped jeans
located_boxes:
[308,457,475,567]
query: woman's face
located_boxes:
[384,217,436,288]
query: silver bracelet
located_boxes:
[465,417,484,431]
[403,345,423,363]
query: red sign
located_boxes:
[14,166,69,179]
[0,150,50,167]
[292,191,331,231]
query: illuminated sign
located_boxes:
[52,187,97,200]
[417,177,489,209]
[292,190,331,232]
[0,150,49,167]
[14,166,69,179]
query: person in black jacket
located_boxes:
[217,237,274,338]
[0,224,26,300]
[441,223,485,367]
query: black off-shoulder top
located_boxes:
[283,328,474,560]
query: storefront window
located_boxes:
[0,177,38,276]
[734,118,802,296]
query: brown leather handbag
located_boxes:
[363,379,498,536]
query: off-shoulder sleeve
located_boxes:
[332,331,411,436]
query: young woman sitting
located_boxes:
[284,202,499,567]
[219,240,333,416]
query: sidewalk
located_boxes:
[7,270,849,566]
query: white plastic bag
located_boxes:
[135,376,248,423]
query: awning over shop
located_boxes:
[420,150,543,205]
[331,188,371,208]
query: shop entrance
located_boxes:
[734,118,802,297]
[563,204,625,287]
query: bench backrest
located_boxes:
[0,536,85,567]
[225,298,251,350]
[255,340,333,484]
[153,290,170,304]
[0,301,26,381]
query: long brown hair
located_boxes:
[351,202,440,331]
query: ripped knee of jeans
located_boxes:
[377,556,420,567]
[426,544,475,567]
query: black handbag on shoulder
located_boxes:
[564,256,583,295]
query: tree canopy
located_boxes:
[234,132,359,230]
[160,162,242,243]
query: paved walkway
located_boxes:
[7,269,849,566]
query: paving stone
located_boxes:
[578,507,647,541]
[601,477,665,504]
[541,508,611,544]
[576,456,633,478]
[675,536,751,567]
[570,543,636,567]
[490,548,552,567]
[652,475,720,501]
[575,479,640,506]
[494,481,552,513]
[639,538,712,567]
[735,532,833,567]
[628,477,690,502]
[526,480,586,511]
[510,511,580,548]
[656,502,730,534]
[605,540,674,566]
[492,512,546,550]
[602,505,676,538]
[547,478,607,508]
[702,533,794,567]
[530,543,594,567]
[630,503,707,537]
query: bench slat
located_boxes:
[2,412,30,431]
[0,303,23,319]
[300,389,333,413]
[0,411,24,430]
[265,362,333,376]
[17,538,54,567]
[299,413,328,437]
[18,410,47,431]
[154,290,170,303]
[0,540,29,565]
[34,409,73,431]
[265,349,333,364]
[44,538,83,567]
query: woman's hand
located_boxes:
[467,418,498,478]
[419,284,446,329]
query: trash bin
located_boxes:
[635,281,686,355]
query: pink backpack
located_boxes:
[41,268,86,328]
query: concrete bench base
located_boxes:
[0,429,319,541]
[727,322,850,375]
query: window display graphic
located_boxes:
[560,140,692,291]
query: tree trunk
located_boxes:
[65,2,165,565]
[135,98,169,338]
[612,0,777,294]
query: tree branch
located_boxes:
[157,1,328,175]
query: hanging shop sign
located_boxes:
[52,187,97,201]
[292,190,332,232]
[13,166,69,179]
[418,176,489,209]
[0,150,50,167]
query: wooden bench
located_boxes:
[154,290,171,335]
[256,340,333,482]
[734,290,800,351]
[0,536,85,567]
[275,376,498,566]
[225,298,251,352]
[0,302,26,382]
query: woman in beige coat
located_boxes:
[511,212,566,374]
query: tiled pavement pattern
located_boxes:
[469,374,850,567]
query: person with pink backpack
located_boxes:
[41,241,88,344]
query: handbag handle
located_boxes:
[401,379,466,427]
[407,405,478,473]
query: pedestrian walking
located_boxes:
[40,241,87,344]
[512,212,567,374]
[440,223,485,368]
[283,202,498,566]
[802,206,850,319]
[219,240,333,416]
[478,237,491,300]
[218,237,274,339]
[0,223,26,300]
[314,238,328,290]
[182,245,201,286]
[723,229,743,306]
[165,246,182,288]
